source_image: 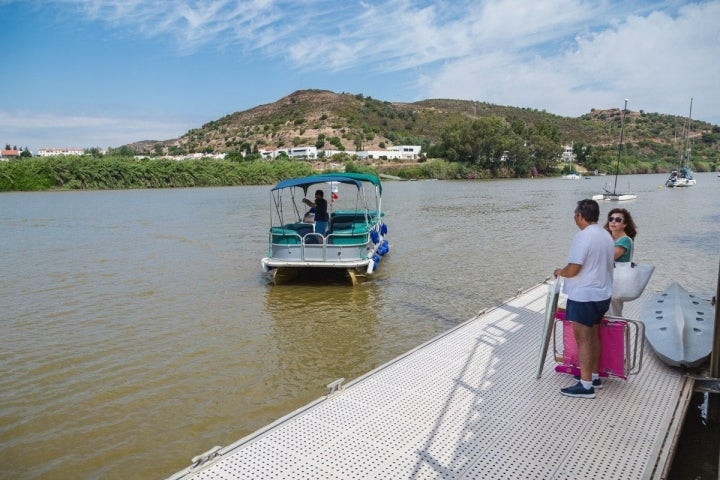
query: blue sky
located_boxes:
[1,0,719,153]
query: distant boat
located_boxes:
[561,144,581,179]
[593,99,637,201]
[640,282,714,368]
[562,172,581,180]
[665,98,697,188]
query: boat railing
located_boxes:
[326,223,371,245]
[267,222,373,262]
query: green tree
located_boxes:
[573,142,592,164]
[108,145,135,157]
[85,147,103,158]
[439,116,518,166]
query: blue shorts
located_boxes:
[314,221,328,235]
[566,298,611,327]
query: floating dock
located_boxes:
[167,281,692,479]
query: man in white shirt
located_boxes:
[553,199,614,399]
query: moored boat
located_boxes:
[593,99,637,201]
[665,98,697,188]
[640,282,714,368]
[261,172,389,285]
[560,143,581,180]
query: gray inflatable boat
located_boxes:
[641,282,715,368]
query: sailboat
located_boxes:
[665,98,697,188]
[593,99,637,201]
[561,143,581,179]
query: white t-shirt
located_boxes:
[563,223,614,302]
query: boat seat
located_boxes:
[270,223,313,245]
[328,222,370,245]
[330,222,352,231]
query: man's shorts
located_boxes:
[566,298,611,327]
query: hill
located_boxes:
[129,89,720,170]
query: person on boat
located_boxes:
[553,199,614,399]
[603,208,638,316]
[302,190,329,235]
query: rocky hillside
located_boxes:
[129,89,720,162]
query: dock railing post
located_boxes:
[707,259,720,425]
[711,259,719,379]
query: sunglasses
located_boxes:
[609,216,624,223]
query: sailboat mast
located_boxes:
[684,98,693,168]
[613,99,628,195]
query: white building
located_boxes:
[561,144,575,163]
[288,146,317,159]
[1,149,20,160]
[37,147,85,157]
[326,145,422,160]
[386,145,422,159]
[259,146,317,159]
[355,150,405,160]
[261,145,422,161]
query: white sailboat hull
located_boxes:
[666,177,696,188]
[592,192,637,201]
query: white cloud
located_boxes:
[64,1,719,118]
[421,1,720,121]
[74,0,309,54]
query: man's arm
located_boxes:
[554,263,581,278]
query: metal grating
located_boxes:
[168,281,690,480]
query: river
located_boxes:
[1,173,718,479]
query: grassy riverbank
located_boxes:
[0,156,507,192]
[0,154,705,192]
[0,156,317,191]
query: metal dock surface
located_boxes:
[168,281,692,479]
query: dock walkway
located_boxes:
[168,281,692,479]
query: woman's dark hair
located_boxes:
[603,207,637,239]
[575,199,600,223]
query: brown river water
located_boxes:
[1,173,718,479]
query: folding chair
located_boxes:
[553,309,644,379]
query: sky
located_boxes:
[1,0,719,153]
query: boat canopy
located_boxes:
[272,173,382,194]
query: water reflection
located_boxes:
[264,282,382,392]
